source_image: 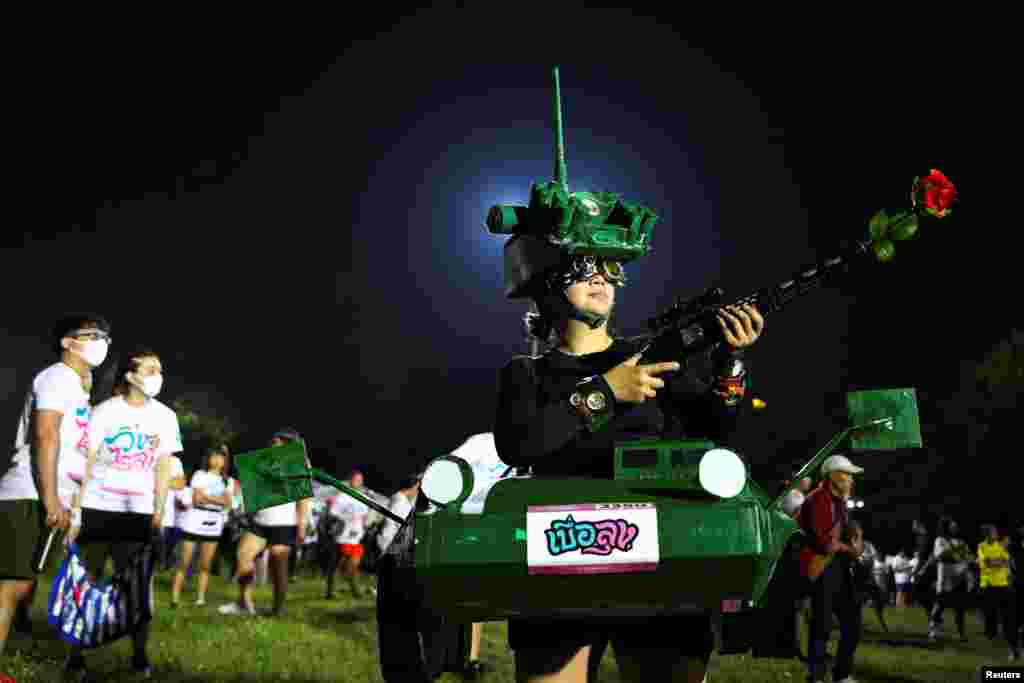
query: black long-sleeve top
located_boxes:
[494,337,748,479]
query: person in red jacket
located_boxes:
[799,454,864,683]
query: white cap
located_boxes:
[821,454,864,476]
[781,489,805,516]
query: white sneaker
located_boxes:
[835,677,860,683]
[194,598,206,607]
[217,603,255,616]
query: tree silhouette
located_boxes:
[173,396,238,467]
[941,329,1023,452]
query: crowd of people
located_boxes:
[0,278,1018,683]
[781,461,1022,681]
[0,314,491,681]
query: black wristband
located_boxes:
[569,375,615,433]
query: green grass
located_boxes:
[2,566,1017,682]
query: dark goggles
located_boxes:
[550,255,627,290]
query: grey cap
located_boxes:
[821,454,864,476]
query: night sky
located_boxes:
[3,13,1012,551]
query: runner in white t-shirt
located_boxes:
[377,482,418,556]
[66,347,181,679]
[219,428,312,618]
[173,444,233,607]
[326,469,372,598]
[0,314,110,657]
[887,551,916,607]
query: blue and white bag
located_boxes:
[47,543,156,648]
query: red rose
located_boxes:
[913,169,957,218]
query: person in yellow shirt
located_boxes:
[978,524,1019,661]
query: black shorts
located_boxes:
[76,509,153,581]
[0,499,48,579]
[251,525,297,548]
[508,613,714,676]
[179,530,222,544]
[78,508,152,544]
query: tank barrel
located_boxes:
[552,66,568,193]
[308,467,407,525]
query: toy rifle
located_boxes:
[640,241,867,363]
[639,171,956,364]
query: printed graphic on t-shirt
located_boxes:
[73,405,90,454]
[104,425,160,484]
[83,397,181,513]
[59,405,92,493]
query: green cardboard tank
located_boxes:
[231,67,929,658]
[413,390,921,631]
[232,389,921,659]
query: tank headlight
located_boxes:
[421,455,475,507]
[698,448,747,498]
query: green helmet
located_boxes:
[486,67,659,299]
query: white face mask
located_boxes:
[76,339,109,367]
[137,374,163,398]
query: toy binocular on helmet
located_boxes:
[486,67,659,298]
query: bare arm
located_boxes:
[298,499,312,523]
[32,410,68,530]
[296,498,312,543]
[192,486,210,506]
[192,487,229,507]
[67,443,100,544]
[189,472,232,507]
[153,454,171,528]
[78,445,99,512]
[849,530,865,559]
